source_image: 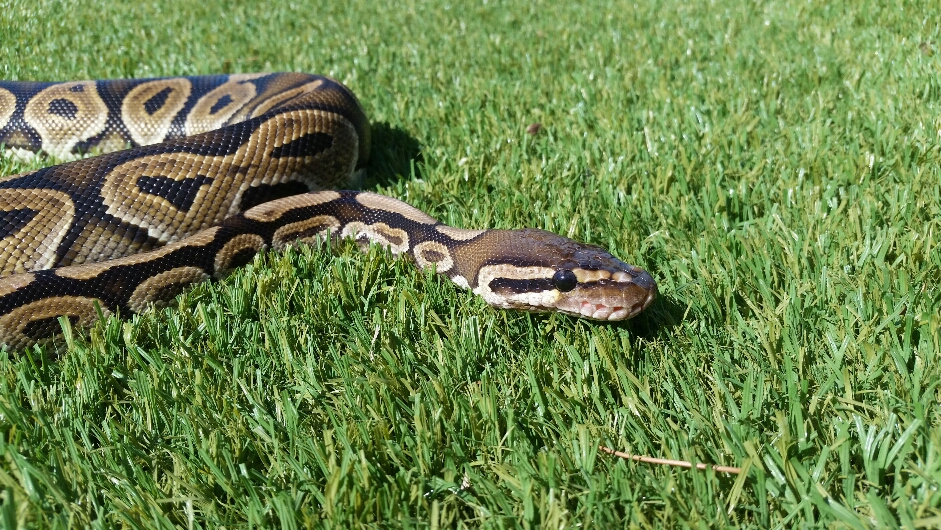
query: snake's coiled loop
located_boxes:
[0,73,655,349]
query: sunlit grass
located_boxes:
[1,0,940,526]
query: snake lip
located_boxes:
[577,301,627,320]
[609,306,629,320]
[644,286,657,307]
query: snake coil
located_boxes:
[0,72,656,350]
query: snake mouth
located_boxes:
[575,292,656,320]
[571,270,658,321]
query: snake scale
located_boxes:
[0,72,656,350]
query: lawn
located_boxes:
[1,0,940,527]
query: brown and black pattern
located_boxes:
[0,73,368,274]
[0,73,655,350]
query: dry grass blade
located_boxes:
[599,446,742,475]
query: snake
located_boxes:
[0,72,657,350]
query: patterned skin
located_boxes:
[0,73,655,349]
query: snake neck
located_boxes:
[239,191,657,321]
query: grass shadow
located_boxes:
[616,293,686,338]
[361,122,423,190]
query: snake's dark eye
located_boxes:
[552,269,578,292]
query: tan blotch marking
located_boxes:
[0,189,75,275]
[183,74,264,135]
[341,221,410,255]
[572,268,612,283]
[0,87,15,129]
[412,241,454,273]
[435,225,486,241]
[233,108,360,190]
[127,266,210,313]
[611,271,633,282]
[450,274,470,290]
[214,233,266,277]
[272,215,340,249]
[340,222,366,242]
[0,296,110,350]
[473,264,559,310]
[372,224,408,247]
[55,221,151,272]
[23,81,108,158]
[0,273,35,297]
[244,191,341,222]
[122,78,192,145]
[102,106,356,240]
[248,80,325,118]
[355,193,438,224]
[55,226,221,280]
[101,151,225,241]
[53,260,113,280]
[152,225,220,251]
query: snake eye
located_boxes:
[552,269,578,292]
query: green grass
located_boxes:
[1,0,940,526]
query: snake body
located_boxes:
[0,72,656,350]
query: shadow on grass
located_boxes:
[616,293,686,338]
[361,122,423,190]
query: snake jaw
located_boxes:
[484,270,656,320]
[550,244,657,321]
[555,267,657,321]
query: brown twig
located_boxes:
[599,445,742,474]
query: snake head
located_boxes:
[467,229,657,320]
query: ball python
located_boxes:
[0,72,657,350]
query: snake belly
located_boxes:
[0,72,656,350]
